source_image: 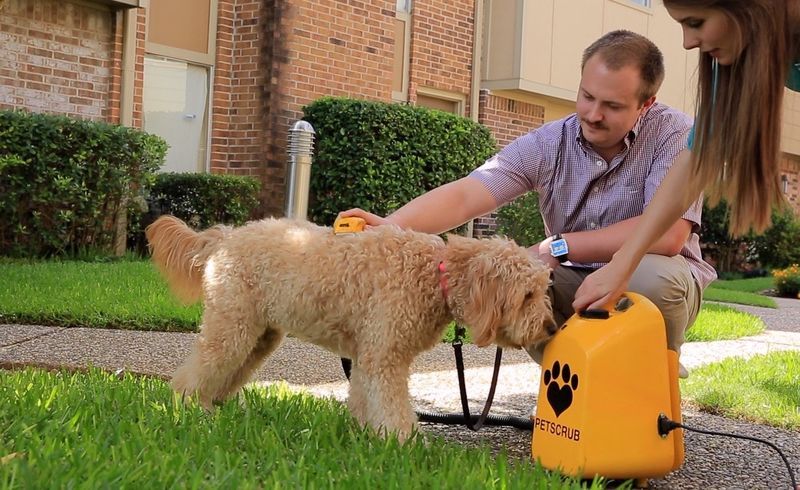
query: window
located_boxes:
[628,0,651,7]
[392,0,412,101]
[415,88,465,116]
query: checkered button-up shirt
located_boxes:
[470,102,717,289]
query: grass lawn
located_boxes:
[709,277,774,294]
[0,260,775,342]
[0,260,200,331]
[702,288,777,308]
[703,277,778,309]
[681,351,800,430]
[686,303,765,342]
[0,367,603,490]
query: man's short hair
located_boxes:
[581,30,665,103]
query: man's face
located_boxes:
[576,55,653,158]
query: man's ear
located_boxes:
[640,95,656,112]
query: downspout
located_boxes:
[466,0,484,238]
[113,6,139,256]
[120,7,137,127]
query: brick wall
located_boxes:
[255,0,395,216]
[472,91,547,238]
[407,0,474,112]
[0,0,117,121]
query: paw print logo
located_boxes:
[544,360,579,417]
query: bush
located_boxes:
[128,172,261,253]
[772,264,800,298]
[495,192,546,247]
[750,207,800,269]
[302,97,497,227]
[0,110,166,258]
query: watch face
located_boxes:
[550,239,568,257]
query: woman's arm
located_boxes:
[572,149,702,311]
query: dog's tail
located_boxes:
[145,215,228,304]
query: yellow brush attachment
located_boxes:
[531,292,684,482]
[333,216,366,234]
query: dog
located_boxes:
[146,215,554,440]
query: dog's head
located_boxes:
[443,234,555,349]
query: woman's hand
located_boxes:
[572,257,633,312]
[337,208,392,229]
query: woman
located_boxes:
[573,0,800,312]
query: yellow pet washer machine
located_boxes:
[531,293,683,485]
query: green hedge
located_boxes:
[0,110,166,258]
[495,192,546,247]
[128,172,261,253]
[302,97,497,226]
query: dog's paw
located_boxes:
[543,360,579,418]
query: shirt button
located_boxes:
[595,160,603,167]
[593,187,599,193]
[590,222,597,229]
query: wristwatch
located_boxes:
[549,233,569,263]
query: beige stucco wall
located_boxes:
[483,0,696,114]
[783,89,800,155]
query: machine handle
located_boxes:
[578,309,610,319]
[577,293,636,320]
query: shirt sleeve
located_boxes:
[468,130,547,206]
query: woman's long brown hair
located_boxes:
[665,0,796,235]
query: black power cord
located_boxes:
[658,414,798,490]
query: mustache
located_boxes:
[581,120,607,131]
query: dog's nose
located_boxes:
[546,321,559,336]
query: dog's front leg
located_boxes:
[360,356,416,441]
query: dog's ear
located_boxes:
[460,253,505,348]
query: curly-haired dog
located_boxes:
[146,215,554,440]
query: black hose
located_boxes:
[416,410,533,430]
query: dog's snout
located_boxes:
[546,321,559,336]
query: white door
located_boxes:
[143,56,209,173]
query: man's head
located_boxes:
[577,30,665,158]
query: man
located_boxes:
[340,30,716,376]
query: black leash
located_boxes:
[451,325,501,431]
[340,324,532,432]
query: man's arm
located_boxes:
[339,176,498,234]
[531,215,691,268]
[561,216,692,263]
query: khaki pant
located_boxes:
[529,254,703,366]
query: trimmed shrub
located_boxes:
[302,97,497,227]
[128,172,261,253]
[0,110,166,258]
[750,207,800,269]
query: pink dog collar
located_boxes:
[438,261,449,299]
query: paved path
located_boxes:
[2,296,799,489]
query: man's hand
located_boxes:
[337,208,392,229]
[529,237,560,270]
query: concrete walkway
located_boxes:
[1,297,799,489]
